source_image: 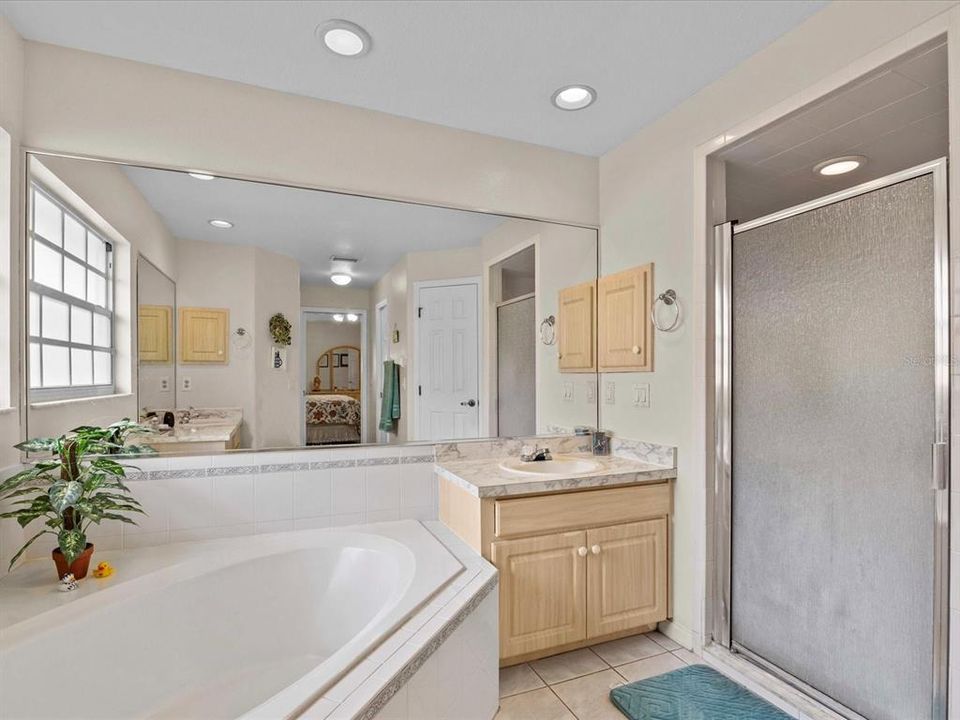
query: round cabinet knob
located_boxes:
[577,546,588,557]
[591,544,601,555]
[632,345,641,355]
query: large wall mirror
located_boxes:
[22,152,599,454]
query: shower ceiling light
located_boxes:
[317,20,371,57]
[333,314,345,322]
[331,273,352,286]
[815,156,866,176]
[208,219,233,228]
[552,85,596,111]
[346,313,359,322]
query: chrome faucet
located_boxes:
[520,445,552,462]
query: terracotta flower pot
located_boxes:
[52,543,95,580]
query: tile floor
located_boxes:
[495,632,696,720]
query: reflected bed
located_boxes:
[305,393,361,445]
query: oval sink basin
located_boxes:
[499,455,601,476]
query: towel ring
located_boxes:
[651,289,681,332]
[540,315,557,345]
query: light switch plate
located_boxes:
[561,381,574,402]
[633,383,650,408]
[181,376,192,391]
[604,381,616,405]
[585,380,597,404]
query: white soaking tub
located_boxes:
[0,521,463,720]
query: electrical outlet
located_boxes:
[181,376,192,391]
[604,381,616,405]
[160,377,169,391]
[561,382,574,402]
[585,380,597,404]
[633,383,650,408]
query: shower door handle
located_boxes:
[932,441,948,490]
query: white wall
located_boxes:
[305,317,362,388]
[300,284,370,311]
[597,0,958,651]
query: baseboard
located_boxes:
[656,619,697,651]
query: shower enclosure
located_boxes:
[714,159,949,720]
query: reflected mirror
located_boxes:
[23,153,599,453]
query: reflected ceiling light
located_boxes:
[815,155,866,176]
[331,273,352,286]
[346,313,359,322]
[317,20,371,57]
[208,219,233,228]
[333,313,345,322]
[551,85,596,111]
[188,172,215,180]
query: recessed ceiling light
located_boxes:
[552,85,596,111]
[188,172,215,180]
[331,273,352,286]
[333,313,345,322]
[346,313,359,322]
[815,155,867,176]
[317,20,371,57]
[208,219,233,229]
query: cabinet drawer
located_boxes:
[495,483,670,538]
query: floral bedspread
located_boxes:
[305,394,361,427]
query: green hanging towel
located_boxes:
[379,360,401,432]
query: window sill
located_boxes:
[0,406,17,416]
[29,393,134,410]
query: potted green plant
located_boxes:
[0,419,155,579]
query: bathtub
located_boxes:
[0,521,463,720]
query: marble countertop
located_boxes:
[436,452,677,498]
[131,408,242,445]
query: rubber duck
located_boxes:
[92,561,114,579]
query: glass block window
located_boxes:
[28,183,114,400]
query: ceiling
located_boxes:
[720,40,947,222]
[120,165,505,287]
[2,0,825,156]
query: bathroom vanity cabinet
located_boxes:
[179,307,229,363]
[439,478,671,666]
[557,280,597,372]
[597,263,653,372]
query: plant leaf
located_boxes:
[57,529,86,565]
[14,437,60,454]
[48,481,83,514]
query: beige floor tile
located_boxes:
[616,652,686,683]
[672,648,700,665]
[591,633,666,666]
[494,688,575,720]
[551,669,629,720]
[531,647,608,685]
[646,630,681,651]
[499,663,545,698]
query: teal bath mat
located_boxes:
[610,664,793,720]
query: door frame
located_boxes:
[713,158,949,720]
[299,306,369,445]
[373,298,389,443]
[411,275,482,442]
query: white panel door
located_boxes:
[417,282,480,441]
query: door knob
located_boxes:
[460,399,477,407]
[591,544,601,555]
[577,546,588,557]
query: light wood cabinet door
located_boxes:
[492,530,587,659]
[557,281,596,372]
[598,264,653,372]
[138,305,172,363]
[586,519,667,638]
[179,307,229,363]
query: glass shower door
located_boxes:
[716,160,948,720]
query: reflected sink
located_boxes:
[499,455,601,476]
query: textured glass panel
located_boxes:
[63,257,86,300]
[87,234,106,271]
[40,296,69,342]
[93,351,111,385]
[33,241,62,291]
[87,270,106,307]
[730,175,935,720]
[93,313,111,348]
[28,292,40,336]
[70,349,92,386]
[41,345,69,387]
[29,343,40,389]
[497,298,536,436]
[71,306,92,345]
[63,216,85,259]
[33,191,61,246]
